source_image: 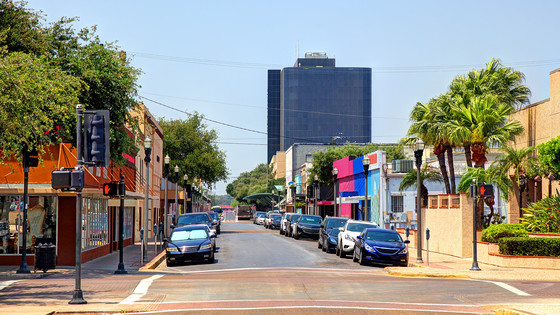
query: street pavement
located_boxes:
[1,223,560,314]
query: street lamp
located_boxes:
[174,165,179,223]
[163,155,170,237]
[314,175,319,216]
[362,156,370,221]
[143,136,152,263]
[290,183,296,213]
[184,174,188,213]
[413,139,425,263]
[332,168,339,217]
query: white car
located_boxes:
[336,219,378,258]
[279,213,293,235]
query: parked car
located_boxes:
[269,214,283,230]
[318,217,348,251]
[279,213,293,235]
[322,227,341,253]
[254,212,266,225]
[292,214,322,239]
[175,213,217,235]
[336,219,378,258]
[352,228,409,266]
[206,211,221,234]
[264,211,275,228]
[253,211,265,224]
[164,225,216,266]
[285,213,301,237]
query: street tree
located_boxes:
[226,163,284,203]
[159,114,229,188]
[398,165,444,206]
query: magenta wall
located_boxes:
[333,157,355,218]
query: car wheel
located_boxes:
[207,251,215,264]
[353,249,358,262]
[339,244,346,258]
[335,244,340,256]
[280,229,284,235]
[359,250,367,266]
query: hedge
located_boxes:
[481,224,528,243]
[499,237,560,257]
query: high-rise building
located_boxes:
[267,52,371,162]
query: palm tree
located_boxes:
[448,59,531,166]
[446,95,524,169]
[492,146,536,218]
[458,166,512,228]
[407,97,453,194]
[399,164,444,206]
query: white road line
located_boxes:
[472,279,531,296]
[119,274,164,305]
[116,305,482,314]
[171,266,377,275]
[0,280,20,291]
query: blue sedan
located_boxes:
[164,225,216,266]
[352,228,409,267]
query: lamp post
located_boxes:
[184,174,188,213]
[413,139,425,263]
[143,136,152,263]
[332,168,339,217]
[362,156,370,222]
[174,165,179,222]
[163,155,170,237]
[290,183,296,213]
[314,175,319,216]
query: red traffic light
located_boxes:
[103,182,119,196]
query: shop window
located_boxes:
[0,195,57,254]
[82,197,109,250]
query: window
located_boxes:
[82,197,109,250]
[391,196,404,213]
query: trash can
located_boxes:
[34,243,56,273]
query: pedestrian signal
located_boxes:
[477,184,494,197]
[103,182,119,196]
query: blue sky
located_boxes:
[26,0,560,194]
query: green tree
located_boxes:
[309,143,405,184]
[159,114,229,187]
[0,52,80,161]
[398,165,444,205]
[537,136,560,180]
[0,1,142,166]
[226,163,285,203]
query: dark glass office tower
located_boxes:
[267,53,371,163]
[267,70,281,163]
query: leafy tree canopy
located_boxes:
[537,136,560,179]
[0,0,142,165]
[226,163,285,203]
[309,143,405,184]
[159,114,229,187]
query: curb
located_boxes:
[139,251,165,271]
[385,268,469,279]
[493,308,533,315]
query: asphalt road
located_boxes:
[143,221,560,314]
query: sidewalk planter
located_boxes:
[477,242,560,269]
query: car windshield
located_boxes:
[366,231,403,242]
[291,214,301,221]
[347,222,377,232]
[257,213,266,218]
[328,229,341,237]
[208,212,218,220]
[177,214,210,225]
[271,215,282,220]
[300,216,321,224]
[326,218,347,229]
[170,229,208,241]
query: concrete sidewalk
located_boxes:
[385,246,560,282]
[0,240,164,279]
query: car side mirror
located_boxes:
[170,224,175,229]
[339,227,344,231]
[404,240,410,244]
[357,235,362,240]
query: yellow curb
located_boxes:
[385,268,469,279]
[139,251,166,271]
[493,308,533,315]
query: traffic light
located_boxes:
[84,110,110,167]
[103,182,119,196]
[51,169,84,190]
[23,148,39,168]
[477,183,494,197]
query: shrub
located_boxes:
[481,224,527,243]
[522,194,560,233]
[499,237,560,257]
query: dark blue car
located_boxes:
[353,228,409,266]
[164,225,216,266]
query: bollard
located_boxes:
[140,228,144,265]
[425,228,430,266]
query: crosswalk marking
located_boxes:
[0,280,21,291]
[119,274,163,305]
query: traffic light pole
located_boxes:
[115,174,127,274]
[70,104,87,304]
[16,149,30,274]
[471,181,481,271]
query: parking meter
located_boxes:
[426,228,430,240]
[425,228,430,265]
[405,227,410,240]
[140,227,144,265]
[154,223,158,252]
[140,227,144,241]
[154,223,158,237]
